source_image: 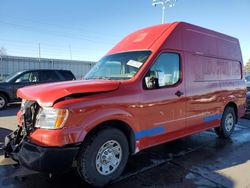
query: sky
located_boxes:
[0,0,249,64]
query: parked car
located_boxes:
[247,91,250,114]
[0,69,75,110]
[245,75,250,91]
[4,22,246,187]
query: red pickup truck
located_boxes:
[4,22,246,187]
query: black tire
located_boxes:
[0,93,8,110]
[215,106,236,139]
[77,128,129,187]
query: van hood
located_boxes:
[17,80,120,107]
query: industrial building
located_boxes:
[0,55,95,80]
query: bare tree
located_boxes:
[0,47,7,55]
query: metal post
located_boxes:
[162,5,165,24]
[152,0,176,24]
[51,60,54,69]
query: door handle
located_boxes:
[175,90,184,97]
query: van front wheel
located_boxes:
[215,107,236,138]
[77,128,129,187]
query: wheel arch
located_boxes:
[83,119,136,155]
[224,101,238,122]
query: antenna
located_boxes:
[152,0,177,24]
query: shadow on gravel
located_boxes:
[0,127,12,155]
[0,104,20,117]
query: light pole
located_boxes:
[152,0,176,24]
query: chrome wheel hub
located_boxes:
[0,96,5,108]
[96,140,122,176]
[225,113,234,132]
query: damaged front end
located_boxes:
[3,100,79,173]
[4,100,39,160]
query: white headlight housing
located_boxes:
[21,99,26,108]
[35,107,69,129]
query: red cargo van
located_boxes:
[4,22,246,187]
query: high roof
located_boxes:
[107,22,179,55]
[107,22,242,62]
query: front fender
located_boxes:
[28,108,139,148]
[77,108,139,143]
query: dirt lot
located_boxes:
[0,105,250,188]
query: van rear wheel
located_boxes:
[215,107,236,138]
[77,128,129,187]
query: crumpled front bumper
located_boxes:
[4,128,80,173]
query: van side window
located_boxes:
[145,53,180,89]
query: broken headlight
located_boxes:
[35,107,69,129]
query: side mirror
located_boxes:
[145,76,159,89]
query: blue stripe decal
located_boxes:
[204,114,222,123]
[135,127,165,140]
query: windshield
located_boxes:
[4,71,22,82]
[84,51,151,80]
